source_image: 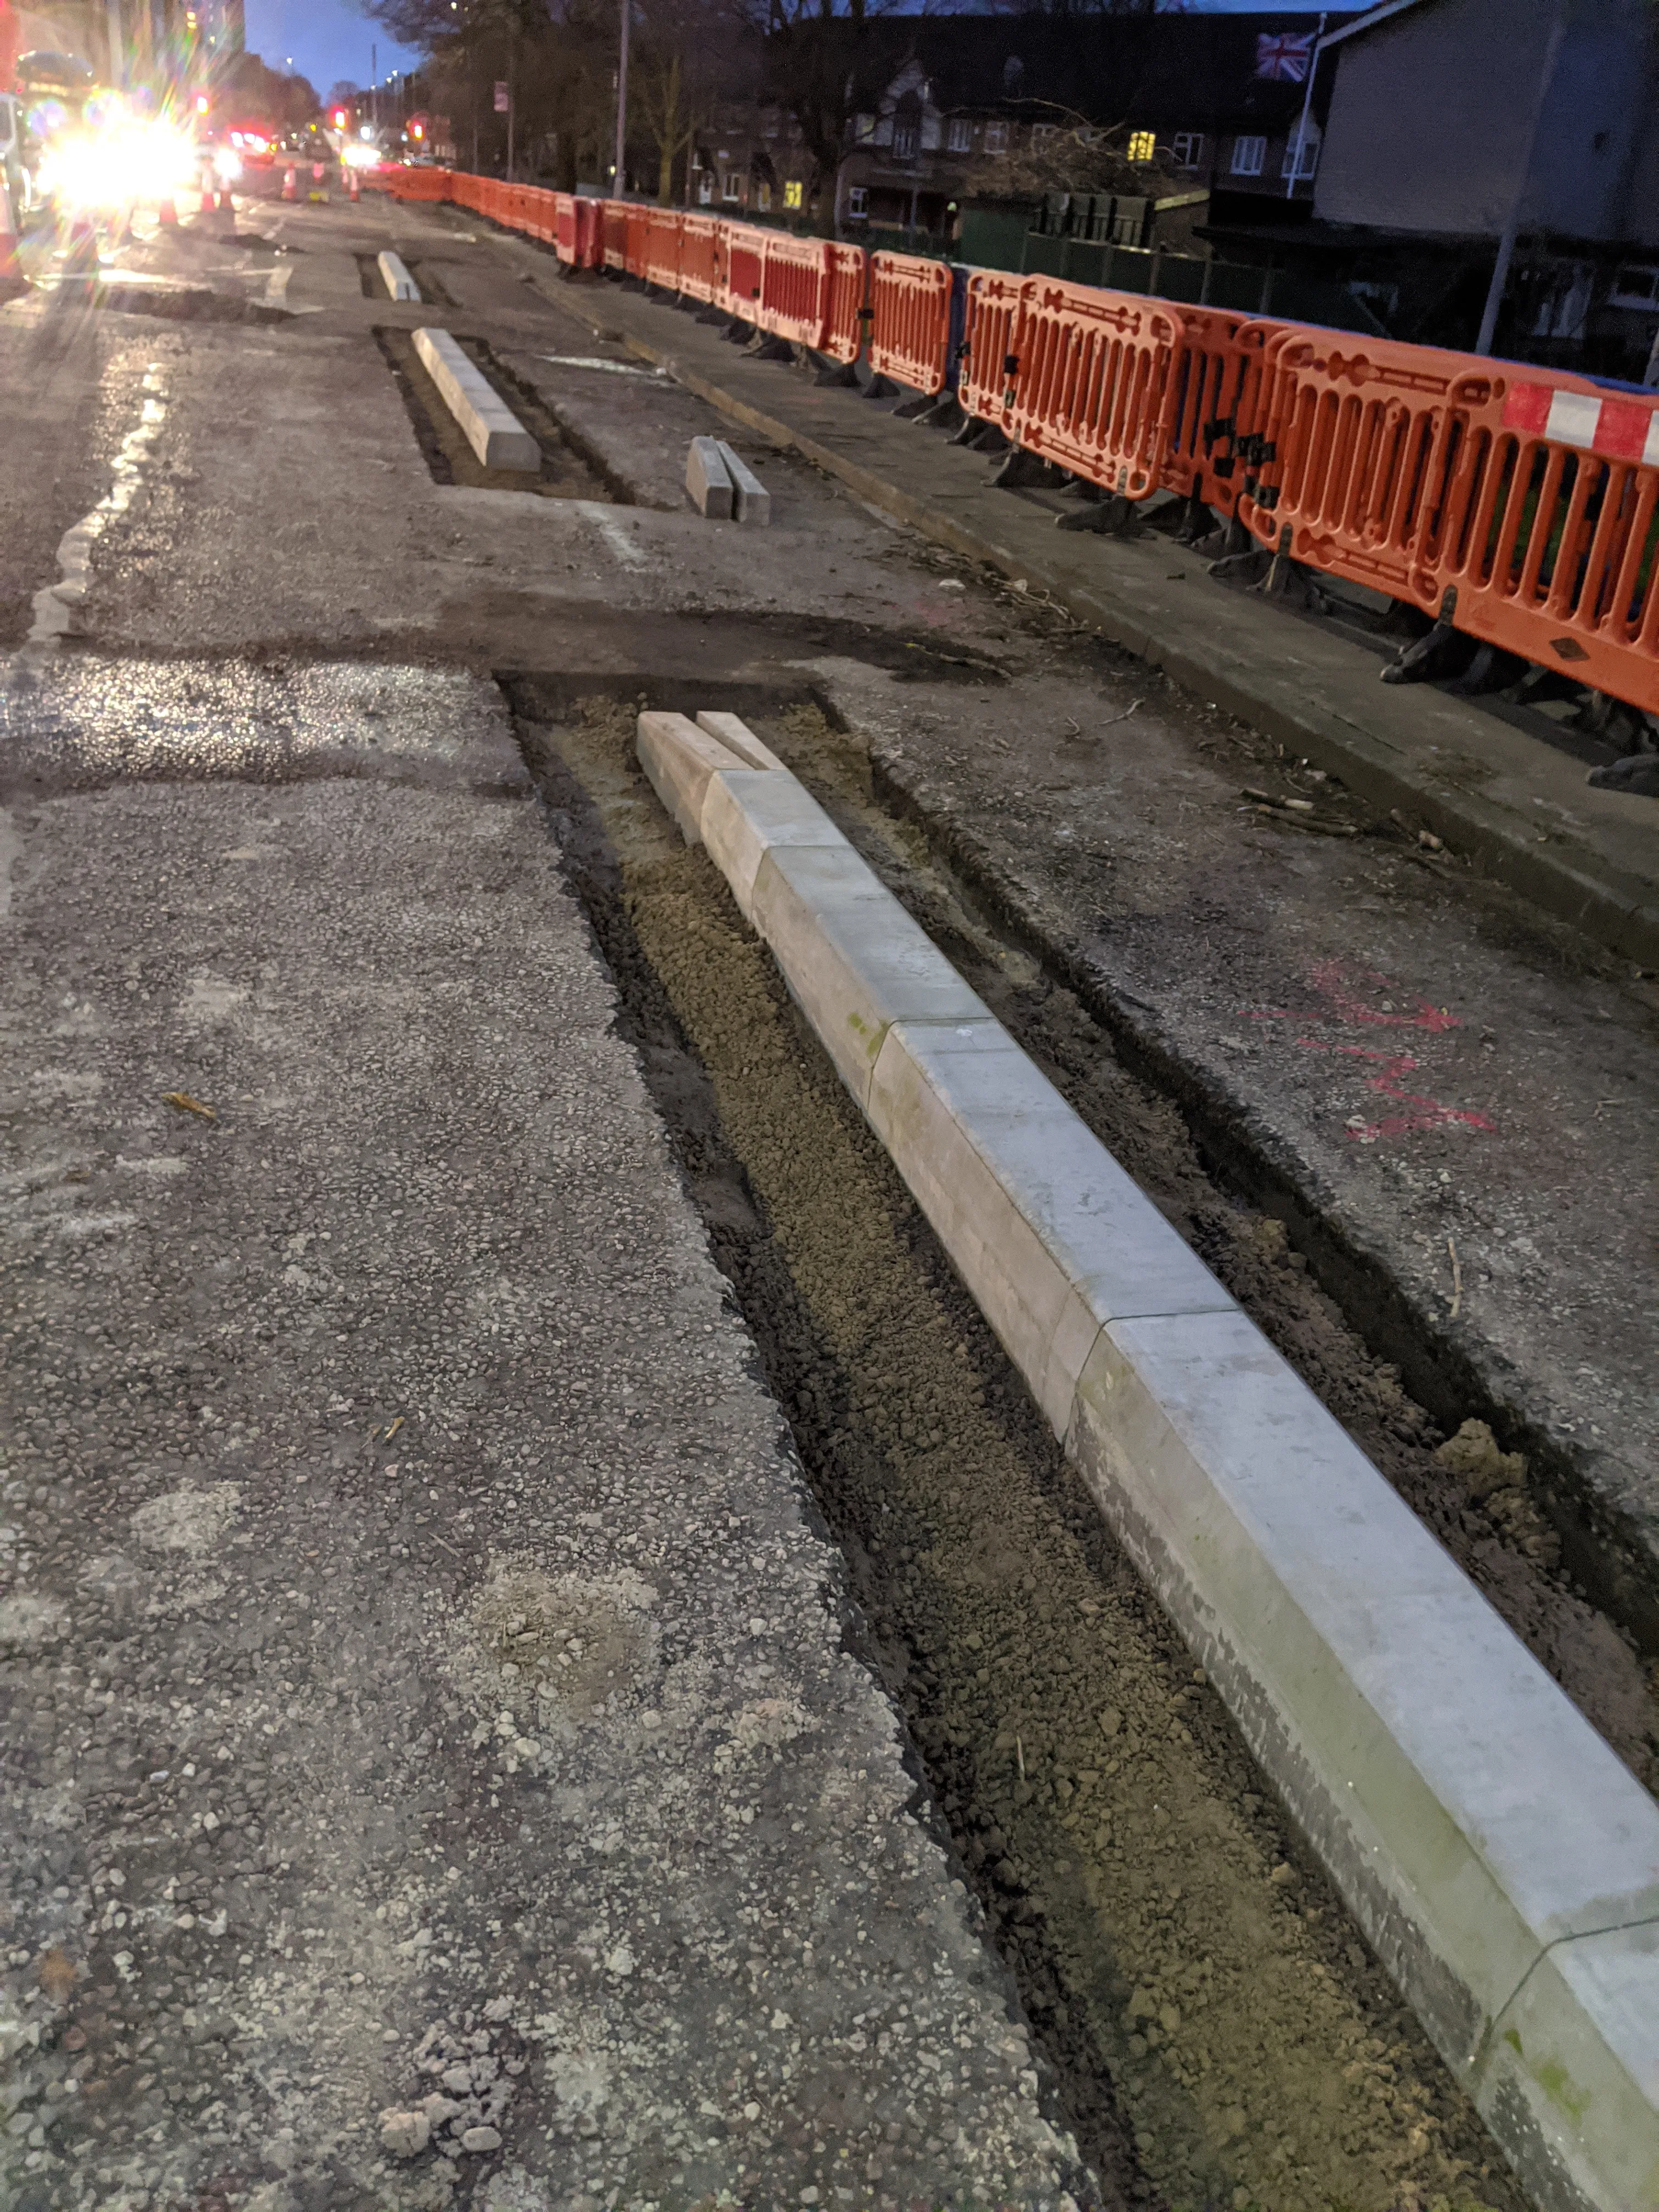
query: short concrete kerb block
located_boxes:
[411,327,539,473]
[686,436,732,518]
[629,702,1659,2212]
[716,439,771,526]
[377,250,421,303]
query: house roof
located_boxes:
[1318,0,1436,52]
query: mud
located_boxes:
[518,697,1531,2212]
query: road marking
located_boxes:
[27,364,168,647]
[539,354,664,379]
[572,502,647,571]
[264,263,293,307]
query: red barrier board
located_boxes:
[1008,279,1184,499]
[869,253,951,396]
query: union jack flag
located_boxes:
[1255,31,1314,81]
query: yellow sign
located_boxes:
[783,179,803,209]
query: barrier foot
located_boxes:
[1587,749,1659,795]
[1445,642,1531,698]
[967,421,1008,453]
[991,448,1058,490]
[1573,686,1656,752]
[889,389,936,416]
[744,333,794,362]
[722,319,756,345]
[863,373,905,402]
[946,409,990,445]
[1056,494,1146,539]
[695,304,729,325]
[1255,549,1330,612]
[1173,492,1215,544]
[804,351,859,387]
[1380,616,1470,686]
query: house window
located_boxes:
[854,112,874,142]
[1126,129,1155,163]
[1281,126,1319,180]
[1172,131,1205,169]
[846,184,868,219]
[1231,134,1266,178]
[721,172,740,202]
[946,116,972,154]
[983,122,1008,155]
[1029,123,1058,151]
[892,95,922,160]
[783,178,804,210]
[1610,263,1659,308]
[757,180,771,210]
[697,171,713,204]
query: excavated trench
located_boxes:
[515,694,1533,2212]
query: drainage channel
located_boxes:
[514,693,1530,2212]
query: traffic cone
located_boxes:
[158,189,178,227]
[0,182,25,299]
[281,165,298,201]
[346,164,360,202]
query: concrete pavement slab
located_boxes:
[0,658,1092,2212]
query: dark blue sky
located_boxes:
[242,0,423,100]
[244,0,1334,102]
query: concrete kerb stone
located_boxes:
[377,249,421,302]
[632,708,1659,2212]
[716,438,771,525]
[749,843,994,1113]
[686,434,733,517]
[867,1019,1237,1435]
[411,326,538,471]
[696,709,787,772]
[636,709,747,843]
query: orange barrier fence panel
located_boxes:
[1008,279,1185,499]
[1163,311,1285,516]
[722,224,765,320]
[601,200,627,270]
[642,209,684,291]
[821,242,868,366]
[624,205,651,279]
[868,252,951,395]
[757,231,833,349]
[1235,334,1659,710]
[957,270,1026,428]
[678,213,723,303]
[555,192,578,264]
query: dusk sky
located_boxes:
[242,0,423,100]
[243,0,1336,102]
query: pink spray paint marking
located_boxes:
[1235,960,1495,1145]
[1295,1039,1498,1143]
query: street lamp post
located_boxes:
[613,0,629,196]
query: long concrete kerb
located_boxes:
[377,249,421,302]
[412,326,538,472]
[633,705,1659,2212]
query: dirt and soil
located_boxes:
[518,696,1534,2212]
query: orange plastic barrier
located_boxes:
[755,232,833,348]
[957,270,1026,427]
[677,213,724,303]
[642,208,683,291]
[1006,279,1185,500]
[820,242,867,365]
[869,252,951,394]
[554,192,578,265]
[602,200,628,271]
[1240,333,1659,706]
[721,224,765,320]
[624,204,651,279]
[1163,311,1284,518]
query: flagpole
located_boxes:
[1285,12,1325,199]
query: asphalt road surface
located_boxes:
[0,189,1652,2212]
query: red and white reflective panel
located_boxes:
[1503,382,1659,466]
